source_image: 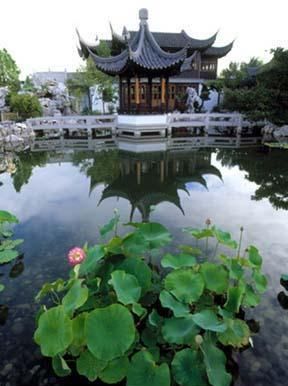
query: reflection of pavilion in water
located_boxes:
[89,151,222,221]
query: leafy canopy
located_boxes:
[0,48,20,91]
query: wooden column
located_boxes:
[148,77,152,113]
[135,76,140,105]
[119,76,123,113]
[197,52,201,79]
[136,161,141,185]
[165,76,169,113]
[160,160,165,183]
[127,77,131,114]
[161,77,166,114]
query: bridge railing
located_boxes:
[26,115,117,131]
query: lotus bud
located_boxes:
[205,218,211,226]
[195,334,203,346]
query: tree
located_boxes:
[0,48,20,91]
[220,49,288,124]
[9,93,42,120]
[219,57,264,89]
[67,41,117,113]
[21,76,36,93]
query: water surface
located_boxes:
[0,146,288,386]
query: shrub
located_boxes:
[9,93,42,120]
[34,213,267,385]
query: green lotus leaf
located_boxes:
[0,283,4,292]
[99,356,129,384]
[71,312,87,347]
[183,227,214,240]
[200,263,229,294]
[105,236,123,254]
[127,351,170,386]
[0,210,19,224]
[34,305,73,357]
[224,285,245,313]
[0,250,19,264]
[252,271,268,293]
[79,245,105,276]
[217,319,250,348]
[211,226,237,249]
[141,327,159,347]
[242,285,260,307]
[248,246,262,268]
[0,238,23,251]
[159,290,190,317]
[161,253,197,269]
[52,355,71,377]
[135,222,172,249]
[76,349,106,381]
[191,310,227,333]
[147,347,160,362]
[108,270,141,305]
[228,259,244,280]
[122,232,148,256]
[62,279,89,315]
[162,316,200,344]
[172,348,208,386]
[165,269,204,303]
[85,304,135,361]
[179,245,202,256]
[132,303,147,317]
[109,270,141,305]
[35,279,67,302]
[148,309,163,328]
[116,257,152,294]
[100,213,120,238]
[202,334,232,386]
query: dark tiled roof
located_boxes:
[203,41,234,58]
[88,49,129,75]
[128,30,217,50]
[80,23,186,74]
[128,25,186,69]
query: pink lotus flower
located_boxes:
[67,247,86,266]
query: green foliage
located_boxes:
[9,93,42,120]
[0,210,23,291]
[219,48,288,124]
[21,76,36,93]
[0,48,20,91]
[34,216,267,385]
[67,41,117,113]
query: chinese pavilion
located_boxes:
[77,9,233,114]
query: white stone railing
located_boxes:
[26,113,265,137]
[26,115,117,131]
[168,113,250,129]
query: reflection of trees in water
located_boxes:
[11,152,48,192]
[217,148,288,210]
[72,149,121,186]
[0,255,25,326]
[8,148,222,221]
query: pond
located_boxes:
[0,145,288,386]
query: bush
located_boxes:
[9,93,42,120]
[34,214,267,385]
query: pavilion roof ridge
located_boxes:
[203,40,234,58]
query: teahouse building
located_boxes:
[77,9,233,114]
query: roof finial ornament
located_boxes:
[139,8,148,24]
[122,26,130,41]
